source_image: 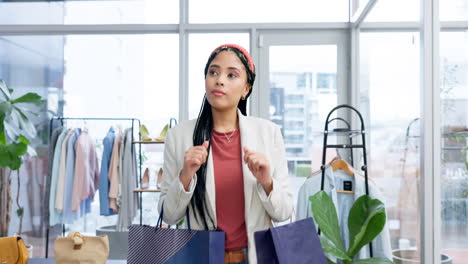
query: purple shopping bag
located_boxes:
[254,217,327,264]
[128,205,225,264]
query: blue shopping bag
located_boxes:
[254,217,327,264]
[127,206,225,264]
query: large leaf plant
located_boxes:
[0,79,43,169]
[0,79,44,236]
[310,191,394,264]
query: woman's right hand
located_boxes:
[179,141,209,191]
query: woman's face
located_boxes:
[205,50,250,112]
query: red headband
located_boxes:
[210,44,255,74]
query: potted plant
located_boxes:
[0,79,44,237]
[310,191,394,264]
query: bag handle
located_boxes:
[157,202,191,230]
[67,232,84,250]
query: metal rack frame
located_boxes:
[319,104,373,257]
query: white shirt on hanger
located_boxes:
[296,166,393,261]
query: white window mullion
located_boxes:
[420,0,441,263]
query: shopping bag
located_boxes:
[127,205,225,264]
[254,217,327,264]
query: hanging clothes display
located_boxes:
[45,126,63,225]
[49,128,71,226]
[108,129,123,213]
[62,128,83,224]
[296,165,392,260]
[116,128,138,232]
[45,117,140,258]
[99,127,116,216]
[71,128,99,213]
[48,126,100,226]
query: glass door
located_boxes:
[255,30,349,203]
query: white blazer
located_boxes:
[158,110,294,264]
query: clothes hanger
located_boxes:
[330,148,355,193]
[307,156,339,179]
[330,158,355,194]
[331,158,354,176]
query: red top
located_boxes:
[211,129,248,251]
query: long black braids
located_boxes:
[191,46,256,229]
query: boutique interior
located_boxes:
[0,0,467,263]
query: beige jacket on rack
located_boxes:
[158,110,294,264]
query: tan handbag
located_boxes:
[0,235,29,264]
[54,232,109,264]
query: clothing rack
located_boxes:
[319,104,373,257]
[326,117,355,167]
[46,117,141,258]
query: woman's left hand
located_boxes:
[243,147,273,195]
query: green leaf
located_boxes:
[0,102,13,116]
[310,191,346,252]
[319,236,351,261]
[12,92,43,106]
[16,108,37,140]
[347,195,387,257]
[3,119,20,142]
[0,145,11,167]
[7,152,22,170]
[0,117,5,145]
[352,257,394,264]
[326,258,336,264]
[0,80,11,101]
[17,135,30,145]
[177,218,185,226]
[16,208,24,217]
[8,142,27,156]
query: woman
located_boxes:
[158,44,293,264]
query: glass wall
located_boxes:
[365,0,419,21]
[0,0,178,24]
[1,33,179,257]
[440,0,468,21]
[189,0,348,23]
[439,31,468,264]
[360,32,421,259]
[1,35,64,258]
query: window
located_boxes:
[440,31,468,264]
[0,0,179,24]
[441,0,468,21]
[316,73,337,93]
[286,94,305,105]
[365,0,419,22]
[360,32,421,255]
[189,0,348,23]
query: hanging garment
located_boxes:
[45,126,63,225]
[117,131,125,209]
[296,166,392,260]
[49,128,70,226]
[108,131,123,213]
[62,128,82,224]
[71,129,100,212]
[99,127,116,216]
[52,129,75,224]
[116,128,138,231]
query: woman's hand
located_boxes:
[179,141,209,191]
[243,146,273,195]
